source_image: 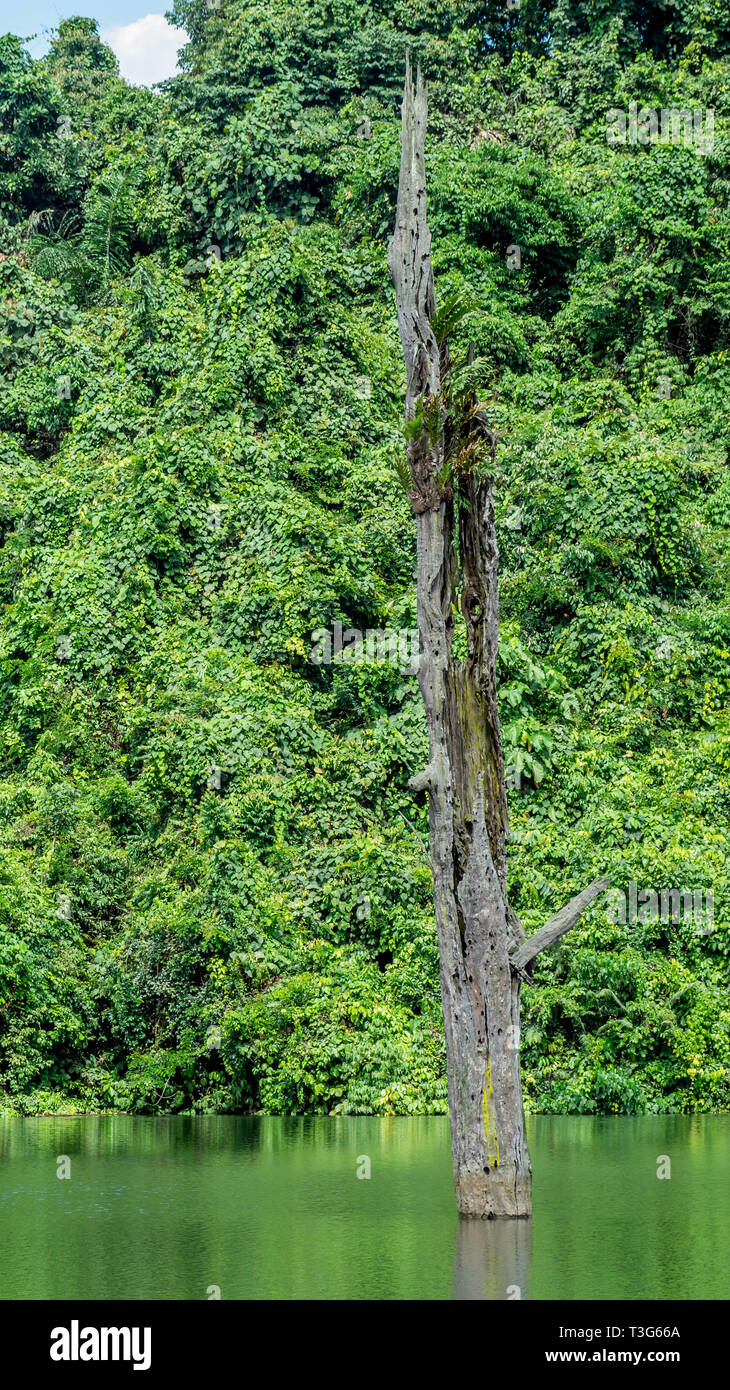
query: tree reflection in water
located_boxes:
[452,1214,532,1300]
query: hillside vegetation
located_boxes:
[1,1,730,1116]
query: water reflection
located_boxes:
[0,1114,727,1299]
[452,1216,532,1300]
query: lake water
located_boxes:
[0,1114,727,1300]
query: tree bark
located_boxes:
[389,59,606,1218]
[389,56,527,1217]
[510,877,610,977]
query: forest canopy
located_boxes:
[1,1,730,1117]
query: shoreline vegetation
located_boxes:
[2,3,730,1120]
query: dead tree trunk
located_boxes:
[389,58,607,1218]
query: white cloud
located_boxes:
[101,14,188,88]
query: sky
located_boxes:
[2,2,189,86]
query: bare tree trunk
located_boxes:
[389,58,607,1218]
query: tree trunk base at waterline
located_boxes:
[455,1168,532,1219]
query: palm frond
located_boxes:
[431,288,475,348]
[82,167,141,280]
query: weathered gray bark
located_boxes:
[511,877,610,978]
[389,58,606,1218]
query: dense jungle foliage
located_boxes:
[1,0,730,1118]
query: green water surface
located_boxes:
[0,1114,726,1299]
